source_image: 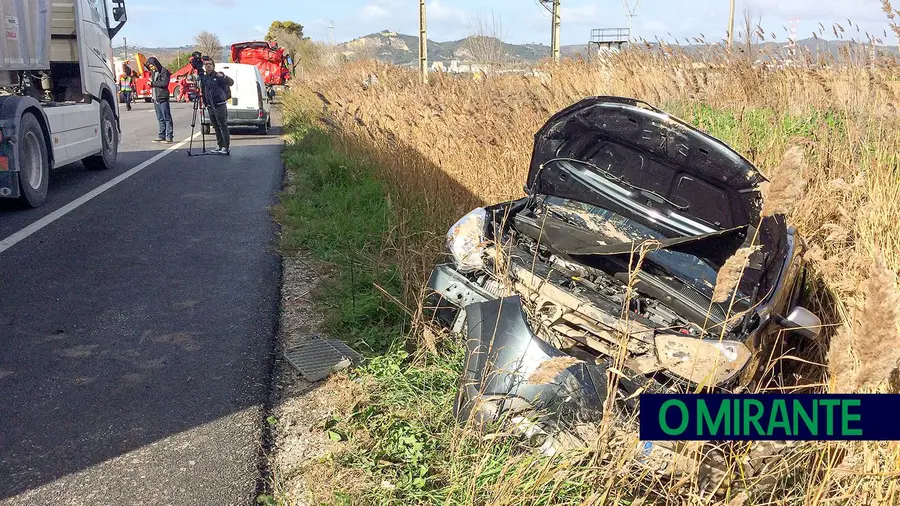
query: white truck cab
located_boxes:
[0,0,127,208]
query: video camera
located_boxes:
[189,51,205,75]
[187,51,205,103]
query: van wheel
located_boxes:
[17,113,50,208]
[82,100,118,170]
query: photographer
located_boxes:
[144,56,173,143]
[199,56,234,155]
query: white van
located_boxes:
[200,62,272,134]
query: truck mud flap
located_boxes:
[0,170,20,198]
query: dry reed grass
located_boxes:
[281,18,900,505]
[526,357,583,385]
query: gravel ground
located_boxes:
[267,252,359,504]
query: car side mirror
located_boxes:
[777,307,822,339]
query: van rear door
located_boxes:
[217,63,266,123]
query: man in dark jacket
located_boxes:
[199,57,234,155]
[145,56,173,143]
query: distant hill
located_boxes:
[126,31,899,68]
[336,31,899,65]
[335,30,589,66]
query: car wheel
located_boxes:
[17,113,50,208]
[173,85,182,102]
[258,121,268,134]
[144,97,151,103]
[82,100,118,171]
[201,124,211,135]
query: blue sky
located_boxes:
[114,0,897,48]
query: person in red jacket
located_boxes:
[178,76,189,102]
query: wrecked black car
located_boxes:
[425,97,821,437]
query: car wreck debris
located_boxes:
[424,96,822,443]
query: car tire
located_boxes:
[17,113,50,208]
[258,121,268,134]
[201,124,211,135]
[144,97,151,103]
[82,100,118,171]
[173,85,182,102]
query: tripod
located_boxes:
[186,75,219,156]
[186,92,209,156]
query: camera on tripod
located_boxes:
[186,51,204,103]
[189,51,205,75]
[186,51,213,156]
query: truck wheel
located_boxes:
[17,113,50,208]
[202,124,211,135]
[82,101,118,170]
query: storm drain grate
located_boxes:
[284,336,363,382]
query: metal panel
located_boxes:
[1,0,52,70]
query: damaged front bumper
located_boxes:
[456,295,613,429]
[426,264,649,429]
[426,264,786,484]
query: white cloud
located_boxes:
[429,0,467,24]
[360,0,400,20]
[559,3,601,24]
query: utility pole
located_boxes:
[622,0,640,42]
[419,0,427,83]
[726,0,735,50]
[538,0,561,62]
[123,36,127,59]
[550,0,561,62]
[328,21,335,46]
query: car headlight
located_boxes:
[446,207,489,273]
[655,333,751,386]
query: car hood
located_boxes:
[527,97,766,237]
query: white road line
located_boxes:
[0,132,201,255]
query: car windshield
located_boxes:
[543,196,742,299]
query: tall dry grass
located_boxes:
[281,18,900,505]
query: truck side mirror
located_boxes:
[108,0,127,38]
[111,0,127,21]
[776,307,822,340]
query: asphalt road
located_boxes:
[0,100,283,505]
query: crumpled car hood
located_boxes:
[527,97,766,236]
